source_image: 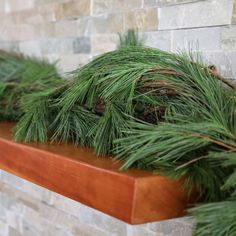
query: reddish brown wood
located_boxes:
[0,122,194,224]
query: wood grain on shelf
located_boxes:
[0,122,193,224]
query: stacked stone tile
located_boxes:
[0,0,235,78]
[0,170,194,236]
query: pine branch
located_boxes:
[189,200,236,236]
[1,43,236,236]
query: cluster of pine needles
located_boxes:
[0,30,236,235]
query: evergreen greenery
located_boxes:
[0,50,62,122]
[0,30,236,235]
[117,29,144,49]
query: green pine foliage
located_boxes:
[189,152,236,236]
[114,51,236,200]
[50,47,206,154]
[0,30,236,235]
[117,29,144,49]
[50,47,235,234]
[0,50,63,135]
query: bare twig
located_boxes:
[176,155,209,170]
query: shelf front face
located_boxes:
[0,122,192,224]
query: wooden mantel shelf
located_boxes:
[0,122,192,224]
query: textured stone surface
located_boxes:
[0,0,235,76]
[221,25,236,50]
[0,24,37,41]
[39,38,89,54]
[54,0,91,20]
[6,0,35,12]
[0,170,194,236]
[0,220,8,236]
[202,51,236,79]
[124,8,158,31]
[148,217,194,235]
[56,54,91,72]
[73,37,91,53]
[111,0,142,12]
[0,1,6,13]
[19,40,42,57]
[91,13,124,33]
[158,0,234,30]
[91,34,119,55]
[232,0,236,24]
[53,20,78,37]
[143,31,171,51]
[172,27,221,51]
[92,0,113,15]
[144,0,201,7]
[0,40,19,52]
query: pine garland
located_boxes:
[0,50,63,122]
[0,30,236,235]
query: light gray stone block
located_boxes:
[40,38,74,54]
[201,51,236,79]
[77,204,127,235]
[92,0,112,15]
[1,171,52,205]
[143,31,172,51]
[0,220,8,236]
[0,1,6,13]
[21,181,52,204]
[49,191,81,218]
[1,193,25,216]
[46,228,76,236]
[0,171,196,236]
[5,211,22,232]
[221,25,236,50]
[126,224,159,236]
[124,8,158,31]
[21,220,42,236]
[0,41,19,52]
[19,40,42,57]
[53,0,91,20]
[54,20,78,38]
[72,224,111,236]
[232,0,236,24]
[0,198,7,222]
[1,172,24,189]
[91,34,119,56]
[148,217,194,236]
[73,37,91,53]
[111,0,142,12]
[0,24,37,41]
[171,26,221,51]
[8,227,21,236]
[91,13,124,34]
[158,0,234,30]
[77,17,92,36]
[5,0,35,13]
[40,37,91,55]
[23,205,67,233]
[144,0,201,7]
[44,53,87,72]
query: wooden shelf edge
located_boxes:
[0,123,192,224]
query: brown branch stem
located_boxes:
[179,132,236,152]
[175,155,209,170]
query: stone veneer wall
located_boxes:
[0,0,236,235]
[0,170,194,236]
[0,0,235,78]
